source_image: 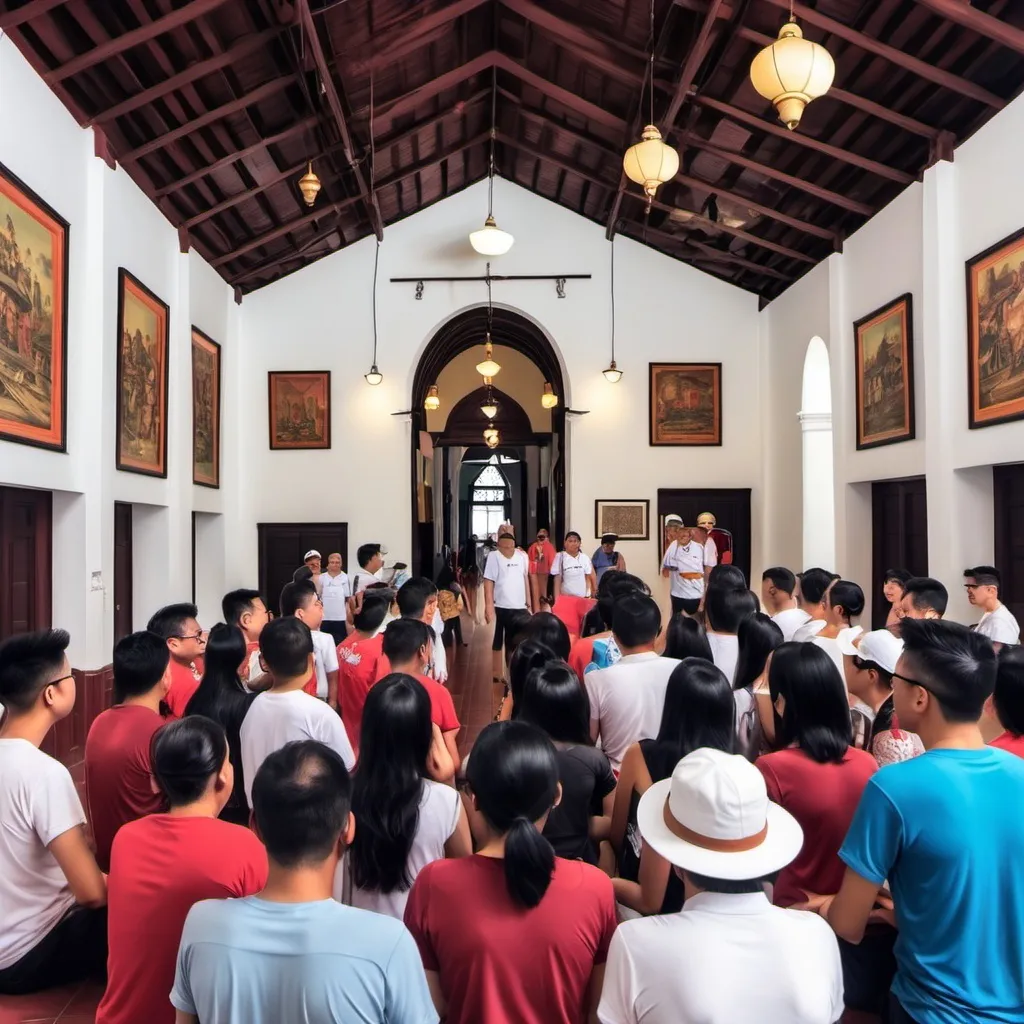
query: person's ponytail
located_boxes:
[503,814,555,908]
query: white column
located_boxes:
[798,410,836,570]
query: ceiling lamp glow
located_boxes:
[541,382,559,409]
[749,12,834,130]
[602,360,623,384]
[424,385,440,411]
[475,337,501,377]
[623,125,679,209]
[484,427,500,449]
[297,161,321,206]
[364,365,383,386]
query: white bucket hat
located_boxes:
[838,627,904,674]
[637,748,803,880]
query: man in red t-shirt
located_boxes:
[85,631,171,871]
[337,591,391,756]
[222,588,270,691]
[147,602,206,719]
[990,646,1024,759]
[96,717,267,1024]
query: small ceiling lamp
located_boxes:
[481,378,499,419]
[750,1,835,130]
[297,162,321,207]
[364,239,383,385]
[470,71,514,256]
[541,382,559,409]
[603,237,623,383]
[475,265,501,377]
[424,385,440,411]
[484,427,500,449]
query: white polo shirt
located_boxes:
[551,551,594,597]
[585,652,680,772]
[484,549,529,609]
[772,607,811,642]
[311,628,339,700]
[662,541,707,599]
[320,572,351,621]
[975,604,1020,645]
[598,891,843,1024]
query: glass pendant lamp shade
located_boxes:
[481,401,498,419]
[602,360,623,384]
[484,427,500,448]
[622,125,679,202]
[470,216,515,256]
[424,385,440,411]
[750,22,834,130]
[540,382,559,409]
[475,336,501,377]
[364,364,383,386]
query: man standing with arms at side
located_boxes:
[662,525,707,617]
[528,528,556,612]
[319,553,351,647]
[484,532,532,683]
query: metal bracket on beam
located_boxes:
[555,278,566,298]
[415,281,424,300]
[391,273,591,299]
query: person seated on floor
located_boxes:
[340,674,472,919]
[810,580,865,675]
[497,639,557,722]
[572,573,650,680]
[96,717,267,1024]
[222,589,270,690]
[0,629,107,996]
[239,617,354,809]
[761,566,808,642]
[148,602,207,719]
[404,721,617,1024]
[171,740,436,1024]
[703,585,759,685]
[85,630,170,871]
[791,568,839,643]
[989,645,1024,758]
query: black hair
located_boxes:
[151,715,229,807]
[663,615,713,662]
[768,642,851,763]
[964,565,1001,591]
[707,564,747,592]
[0,628,71,713]
[259,616,313,678]
[357,543,383,569]
[508,640,558,716]
[518,662,591,745]
[883,568,913,588]
[733,613,784,692]
[646,659,735,781]
[112,630,170,703]
[705,587,759,634]
[902,577,948,616]
[612,593,661,648]
[397,577,437,619]
[994,646,1024,737]
[797,568,838,606]
[515,612,571,661]
[185,624,247,718]
[292,566,313,584]
[899,618,997,723]
[280,579,318,617]
[382,617,433,667]
[350,674,433,893]
[587,572,649,635]
[436,565,456,590]
[146,602,198,641]
[252,740,353,867]
[686,871,779,894]
[762,567,796,595]
[500,609,534,667]
[222,589,263,628]
[466,721,559,908]
[828,580,865,621]
[353,591,391,633]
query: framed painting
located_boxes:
[967,226,1024,429]
[191,327,220,487]
[116,268,169,477]
[268,371,331,449]
[0,161,69,451]
[853,293,915,449]
[595,499,650,541]
[649,363,722,446]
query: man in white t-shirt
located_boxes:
[964,565,1020,647]
[598,748,842,1024]
[484,532,532,681]
[551,531,598,599]
[761,567,810,641]
[240,618,355,807]
[791,567,839,643]
[350,542,388,596]
[662,525,709,617]
[0,628,108,995]
[281,580,339,709]
[586,594,678,772]
[319,552,351,646]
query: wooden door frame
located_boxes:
[0,485,52,634]
[113,501,133,642]
[257,521,349,615]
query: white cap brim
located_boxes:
[664,515,683,525]
[303,550,321,560]
[836,626,864,656]
[636,778,804,881]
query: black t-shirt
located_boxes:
[542,744,616,864]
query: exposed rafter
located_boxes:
[911,0,1024,56]
[0,0,67,31]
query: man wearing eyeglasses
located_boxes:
[146,602,207,719]
[964,565,1020,647]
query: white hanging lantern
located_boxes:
[470,215,515,256]
[622,125,680,206]
[424,385,440,411]
[750,21,835,130]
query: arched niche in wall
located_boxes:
[436,387,539,446]
[800,336,835,569]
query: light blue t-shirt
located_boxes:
[839,747,1024,1024]
[171,896,437,1024]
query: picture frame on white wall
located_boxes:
[594,499,650,541]
[649,363,722,446]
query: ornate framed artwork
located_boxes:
[116,268,169,477]
[0,161,69,452]
[649,362,722,446]
[966,226,1024,429]
[853,293,915,450]
[595,499,650,541]
[268,370,331,449]
[191,327,220,487]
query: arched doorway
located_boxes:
[411,307,566,576]
[799,337,835,569]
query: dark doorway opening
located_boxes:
[994,463,1024,628]
[871,477,928,629]
[113,502,133,642]
[258,522,348,616]
[657,489,752,586]
[0,485,52,638]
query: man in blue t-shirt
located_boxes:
[171,740,437,1024]
[824,618,1024,1024]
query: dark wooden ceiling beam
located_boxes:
[296,0,382,240]
[45,0,234,83]
[369,51,496,124]
[0,0,67,30]
[695,95,914,184]
[911,0,1024,55]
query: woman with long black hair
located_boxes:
[497,638,557,721]
[343,674,471,919]
[184,623,255,825]
[404,721,616,1024]
[732,612,783,758]
[611,658,734,916]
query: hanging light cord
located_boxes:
[486,263,493,336]
[648,0,655,128]
[610,237,616,364]
[371,238,380,365]
[487,66,497,219]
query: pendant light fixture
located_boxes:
[475,266,502,377]
[480,377,499,419]
[424,385,440,411]
[541,382,559,409]
[622,0,679,211]
[603,237,623,383]
[297,162,321,206]
[470,70,514,256]
[484,427,501,449]
[750,0,834,130]
[364,238,383,385]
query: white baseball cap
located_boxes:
[637,747,803,880]
[838,627,904,674]
[303,549,321,561]
[664,514,683,526]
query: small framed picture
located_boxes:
[595,499,650,541]
[191,327,220,487]
[649,362,722,446]
[268,371,331,450]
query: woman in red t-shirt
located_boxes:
[404,721,617,1024]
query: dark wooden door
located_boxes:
[258,523,348,615]
[657,488,752,587]
[871,477,928,628]
[113,502,133,642]
[994,463,1024,628]
[0,486,52,637]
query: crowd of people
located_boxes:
[0,519,1022,1024]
